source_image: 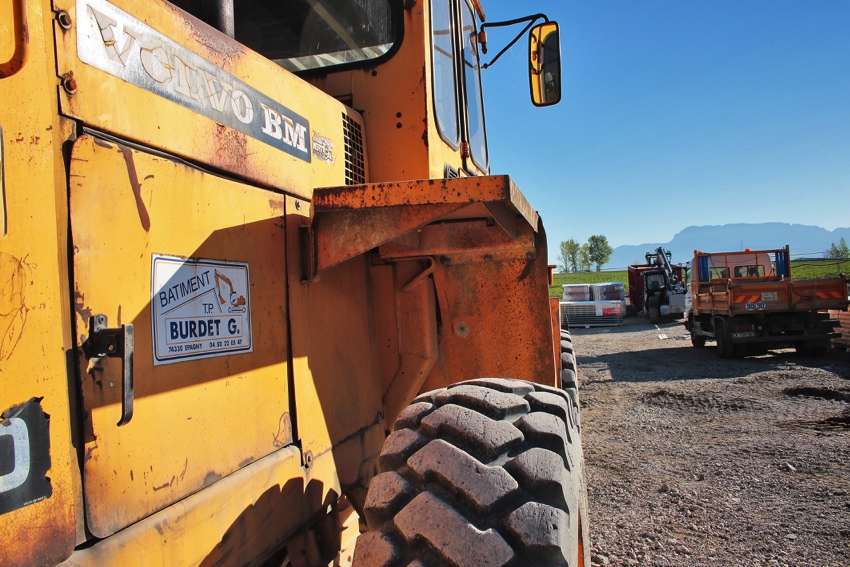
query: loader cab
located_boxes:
[645,271,667,292]
[173,0,560,182]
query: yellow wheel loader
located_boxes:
[0,0,588,565]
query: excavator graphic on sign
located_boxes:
[214,270,246,313]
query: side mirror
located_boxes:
[529,22,561,107]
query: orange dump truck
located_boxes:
[685,247,849,357]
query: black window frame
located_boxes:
[430,0,461,149]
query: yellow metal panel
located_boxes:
[284,195,384,489]
[70,135,291,537]
[62,446,309,567]
[0,3,81,565]
[54,0,353,198]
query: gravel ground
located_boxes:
[571,316,850,567]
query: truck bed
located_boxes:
[693,276,849,317]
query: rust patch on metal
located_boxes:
[0,252,28,361]
[92,137,113,149]
[518,257,536,281]
[73,289,92,325]
[269,198,285,217]
[213,124,249,175]
[203,470,223,487]
[152,477,174,491]
[273,412,293,448]
[119,146,151,231]
[172,7,245,60]
[0,521,73,567]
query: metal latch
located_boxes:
[83,314,135,426]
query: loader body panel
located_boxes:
[1,0,569,564]
[1,3,82,565]
[69,134,293,537]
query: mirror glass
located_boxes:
[529,22,561,106]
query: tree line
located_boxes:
[558,235,613,273]
[826,238,848,259]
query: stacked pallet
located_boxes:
[561,283,625,327]
[560,300,624,328]
[590,282,625,302]
[830,310,850,351]
[562,284,592,301]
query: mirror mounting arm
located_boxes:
[479,13,548,69]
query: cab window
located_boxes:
[460,0,488,171]
[432,0,460,147]
[171,0,399,73]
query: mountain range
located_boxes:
[606,223,850,270]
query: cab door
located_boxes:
[70,134,292,537]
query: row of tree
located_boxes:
[826,238,849,259]
[558,235,613,272]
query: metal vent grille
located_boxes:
[444,164,460,179]
[343,113,365,185]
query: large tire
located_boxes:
[716,321,735,359]
[560,331,578,389]
[647,296,660,324]
[691,331,706,348]
[355,378,589,567]
[690,323,706,348]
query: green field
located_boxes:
[788,259,850,281]
[549,259,849,297]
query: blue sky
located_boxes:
[479,1,850,260]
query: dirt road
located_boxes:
[572,316,850,567]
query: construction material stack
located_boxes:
[561,283,624,327]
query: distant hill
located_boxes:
[607,223,850,269]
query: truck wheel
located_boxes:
[690,329,706,348]
[716,323,735,358]
[647,297,660,324]
[356,378,589,567]
[688,316,706,347]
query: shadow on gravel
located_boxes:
[568,319,686,336]
[569,317,850,384]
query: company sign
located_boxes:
[76,0,311,162]
[151,256,253,365]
